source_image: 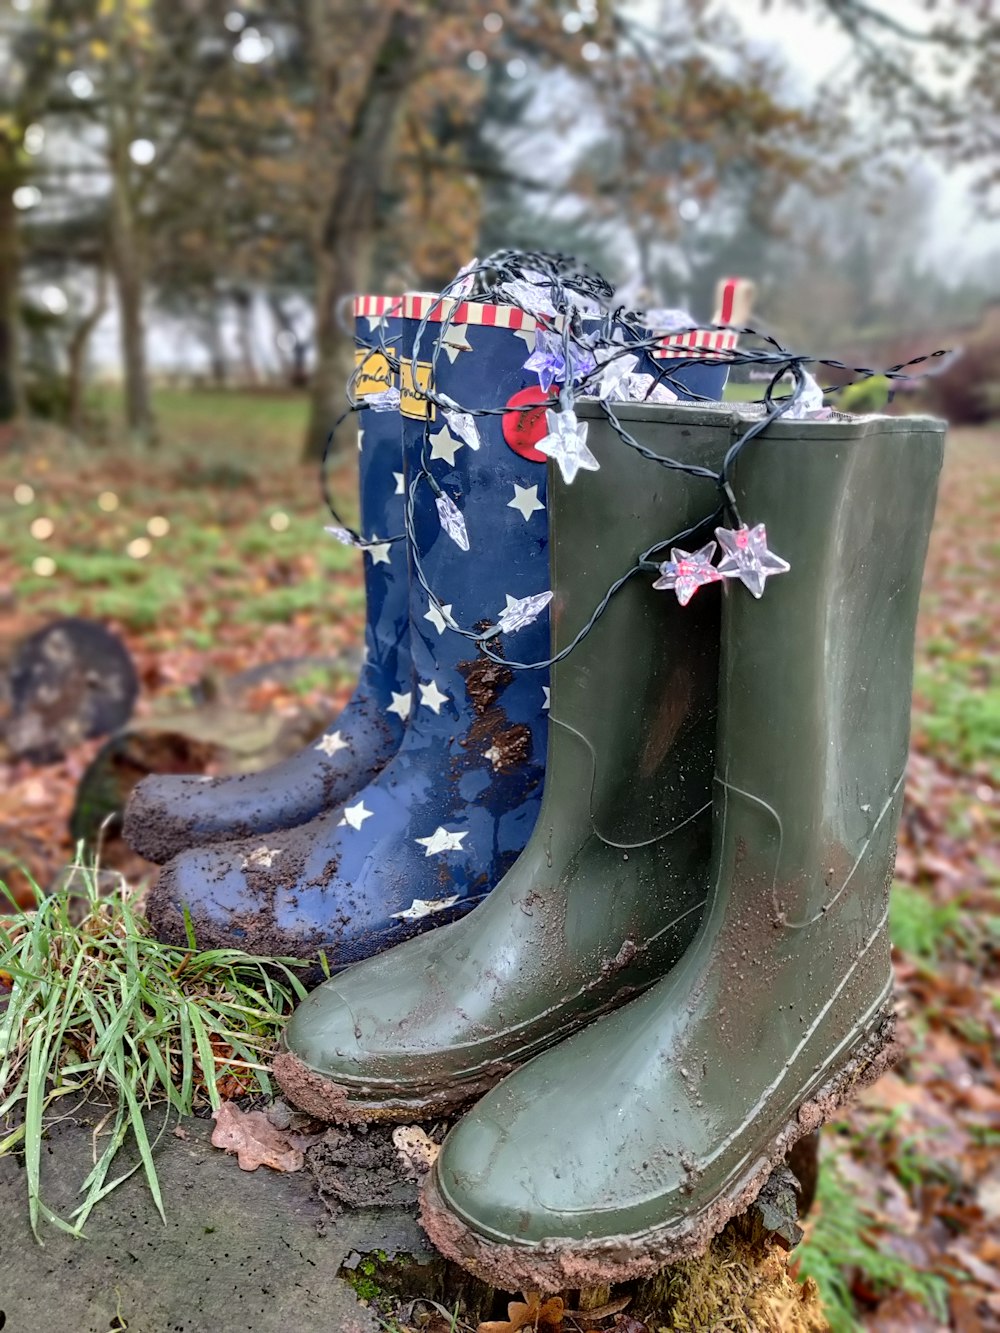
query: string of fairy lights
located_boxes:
[324,249,949,673]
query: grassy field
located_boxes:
[1,391,998,1328]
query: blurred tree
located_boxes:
[2,0,998,451]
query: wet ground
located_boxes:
[0,1105,432,1333]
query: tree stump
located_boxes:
[3,617,138,763]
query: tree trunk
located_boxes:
[301,6,426,462]
[233,289,259,386]
[0,139,25,422]
[206,303,227,387]
[108,174,157,447]
[67,265,108,437]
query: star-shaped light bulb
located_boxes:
[435,492,470,551]
[652,541,724,606]
[591,350,639,401]
[537,408,600,484]
[452,257,479,300]
[367,387,400,413]
[496,590,553,635]
[525,331,597,392]
[626,372,678,404]
[501,276,557,317]
[444,409,481,450]
[782,372,830,420]
[715,523,790,598]
[325,525,359,548]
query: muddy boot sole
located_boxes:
[272,1048,510,1124]
[418,1001,900,1292]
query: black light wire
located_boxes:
[329,249,950,672]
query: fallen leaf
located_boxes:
[478,1291,564,1332]
[211,1101,304,1172]
[392,1124,440,1180]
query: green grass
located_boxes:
[88,386,310,464]
[915,657,1000,781]
[889,881,966,964]
[796,1155,949,1333]
[0,858,309,1240]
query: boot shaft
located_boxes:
[541,402,732,850]
[398,295,551,778]
[713,412,945,935]
[352,296,410,709]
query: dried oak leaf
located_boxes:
[392,1124,440,1180]
[211,1101,304,1173]
[478,1291,564,1333]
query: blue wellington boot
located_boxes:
[145,292,553,971]
[124,296,410,865]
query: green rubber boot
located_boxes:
[274,403,737,1122]
[421,411,944,1292]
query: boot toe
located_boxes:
[125,774,227,865]
[147,840,300,955]
[282,984,363,1072]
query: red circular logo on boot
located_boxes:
[502,386,557,463]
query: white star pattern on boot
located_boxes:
[393,471,405,495]
[364,541,392,566]
[507,483,545,522]
[424,602,454,636]
[241,846,283,870]
[314,731,348,758]
[542,686,550,709]
[537,408,600,484]
[429,426,465,467]
[391,895,460,921]
[483,744,502,769]
[419,680,449,714]
[366,312,388,332]
[387,690,412,720]
[339,800,373,831]
[415,827,468,856]
[513,325,537,354]
[440,324,472,362]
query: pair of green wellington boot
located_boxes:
[275,400,944,1289]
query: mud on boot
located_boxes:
[419,408,944,1289]
[146,294,557,968]
[124,296,411,865]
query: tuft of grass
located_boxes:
[914,658,1000,782]
[889,881,965,964]
[0,856,308,1240]
[795,1154,948,1332]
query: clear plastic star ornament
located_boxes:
[325,524,359,548]
[525,331,596,392]
[444,408,481,450]
[652,541,724,606]
[643,307,695,333]
[591,349,639,401]
[626,372,678,404]
[368,387,400,413]
[452,257,480,300]
[715,523,790,598]
[435,492,470,552]
[537,408,600,484]
[501,276,557,318]
[496,590,553,634]
[781,372,831,421]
